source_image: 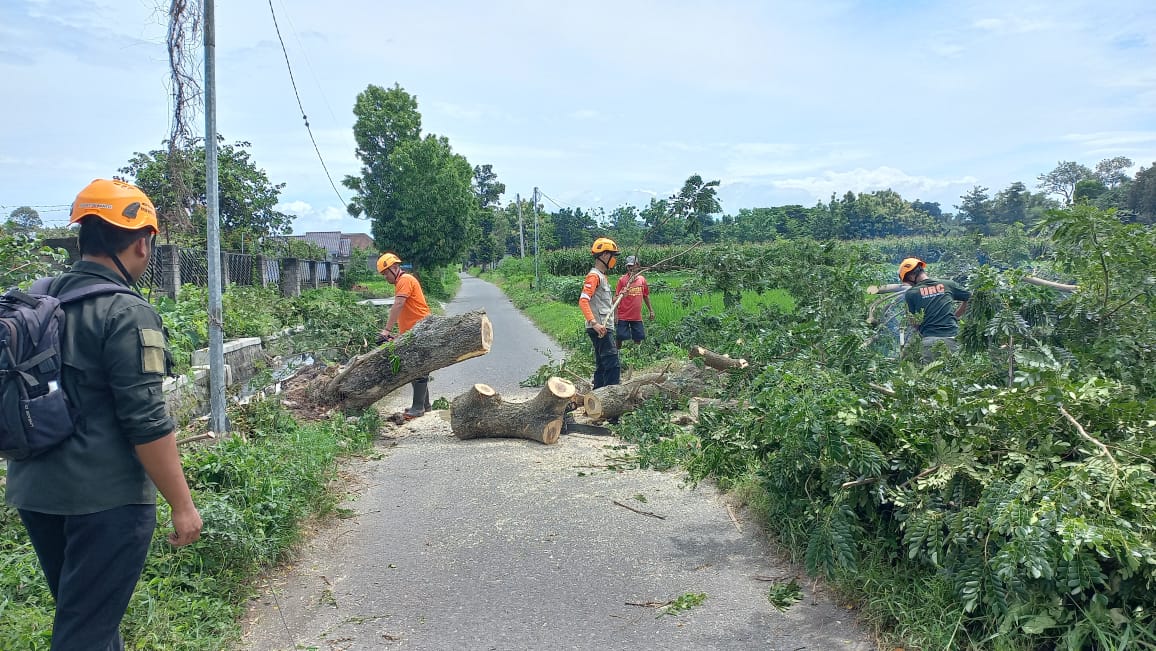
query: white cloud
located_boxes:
[568,109,600,121]
[772,167,978,202]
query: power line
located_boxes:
[0,203,72,210]
[537,189,569,211]
[266,0,347,209]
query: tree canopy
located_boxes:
[119,138,292,248]
[4,206,41,234]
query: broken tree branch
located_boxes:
[612,499,666,520]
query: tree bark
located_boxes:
[583,363,711,421]
[451,377,576,445]
[689,345,748,370]
[311,310,493,411]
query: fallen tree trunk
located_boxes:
[451,377,576,445]
[584,363,712,421]
[311,310,492,411]
[689,345,748,370]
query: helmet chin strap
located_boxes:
[109,252,137,287]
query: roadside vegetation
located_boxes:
[484,206,1156,651]
[0,247,460,649]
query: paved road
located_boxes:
[239,274,874,651]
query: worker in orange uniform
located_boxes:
[377,253,432,419]
[578,237,621,388]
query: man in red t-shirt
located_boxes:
[614,255,654,346]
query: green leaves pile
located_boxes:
[615,206,1156,649]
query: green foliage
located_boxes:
[374,135,474,271]
[339,246,378,289]
[274,288,384,362]
[5,206,42,234]
[766,579,803,612]
[658,592,707,617]
[343,84,473,273]
[119,137,292,246]
[502,216,1156,649]
[0,233,67,288]
[0,399,381,650]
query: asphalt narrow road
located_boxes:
[239,274,874,651]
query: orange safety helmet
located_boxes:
[69,179,158,233]
[590,237,619,256]
[377,252,402,274]
[898,257,926,282]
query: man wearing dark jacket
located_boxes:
[5,179,202,650]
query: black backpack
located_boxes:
[0,278,135,460]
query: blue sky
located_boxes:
[2,0,1154,236]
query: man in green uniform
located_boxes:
[899,257,970,362]
[5,179,202,650]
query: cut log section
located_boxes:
[584,363,713,422]
[451,377,576,445]
[689,346,748,370]
[308,310,492,411]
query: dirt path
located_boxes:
[238,276,875,651]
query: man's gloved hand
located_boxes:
[376,332,394,345]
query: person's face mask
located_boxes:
[607,254,617,269]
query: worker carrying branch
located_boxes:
[578,237,620,388]
[899,257,970,363]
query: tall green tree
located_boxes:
[1037,161,1093,206]
[992,181,1029,226]
[119,138,292,247]
[670,174,722,240]
[956,185,994,234]
[550,207,597,249]
[1094,156,1133,188]
[343,84,422,221]
[370,135,474,272]
[4,206,41,234]
[473,164,505,209]
[1127,162,1156,224]
[608,205,645,245]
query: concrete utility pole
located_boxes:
[516,192,525,258]
[203,0,227,434]
[532,187,540,289]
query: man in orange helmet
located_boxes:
[579,237,621,388]
[5,179,202,649]
[377,252,432,418]
[899,257,970,362]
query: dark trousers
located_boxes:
[587,327,621,388]
[19,504,157,651]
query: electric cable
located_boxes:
[266,0,347,208]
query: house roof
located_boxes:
[289,231,375,258]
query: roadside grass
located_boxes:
[0,391,381,651]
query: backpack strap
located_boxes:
[29,277,54,295]
[55,283,138,304]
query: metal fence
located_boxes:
[45,237,340,298]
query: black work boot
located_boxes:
[405,377,429,419]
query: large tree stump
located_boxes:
[312,310,492,411]
[451,377,576,445]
